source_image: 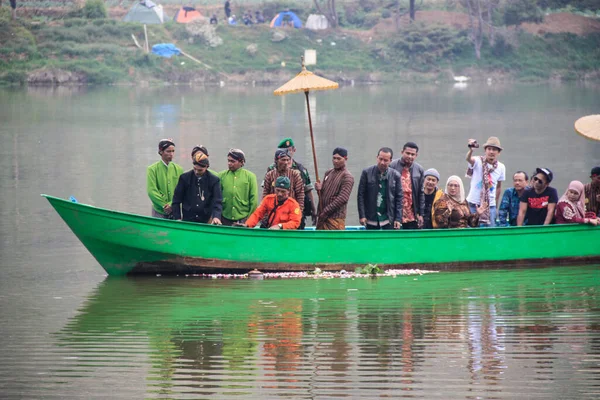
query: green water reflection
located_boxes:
[55,266,600,398]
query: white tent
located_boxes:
[305,14,329,30]
[123,1,167,24]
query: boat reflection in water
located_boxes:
[55,266,600,398]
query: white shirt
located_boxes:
[466,156,506,207]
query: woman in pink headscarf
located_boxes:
[555,180,599,225]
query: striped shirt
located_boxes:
[318,167,355,220]
[584,183,600,216]
[262,168,305,210]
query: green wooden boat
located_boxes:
[43,194,600,276]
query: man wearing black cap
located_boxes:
[314,147,354,230]
[172,149,222,224]
[147,138,184,219]
[517,167,558,226]
[584,166,600,217]
[218,149,259,226]
[244,176,302,230]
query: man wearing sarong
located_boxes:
[172,149,222,224]
[263,149,305,213]
[314,147,354,230]
[245,176,302,230]
[147,138,184,219]
[218,149,258,226]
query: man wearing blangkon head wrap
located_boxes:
[147,138,184,219]
[218,149,259,226]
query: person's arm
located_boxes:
[245,198,268,228]
[320,174,355,219]
[294,171,305,210]
[147,166,167,212]
[281,201,302,230]
[171,175,185,220]
[544,203,556,225]
[497,189,510,227]
[357,170,367,224]
[262,172,272,198]
[466,139,476,166]
[517,201,528,226]
[393,173,403,227]
[495,181,502,207]
[433,198,451,228]
[248,172,259,215]
[211,176,223,222]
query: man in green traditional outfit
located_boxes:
[218,149,259,226]
[147,138,184,219]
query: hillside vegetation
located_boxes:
[0,1,599,85]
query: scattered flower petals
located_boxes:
[188,269,437,280]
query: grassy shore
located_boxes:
[0,6,599,85]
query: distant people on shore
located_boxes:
[228,14,237,25]
[147,138,183,219]
[210,14,218,24]
[242,11,254,25]
[255,10,265,23]
[224,0,231,18]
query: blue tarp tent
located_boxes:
[270,11,302,28]
[152,43,181,58]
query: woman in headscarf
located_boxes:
[433,175,482,228]
[555,180,599,225]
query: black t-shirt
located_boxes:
[520,186,559,225]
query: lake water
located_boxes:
[1,82,599,398]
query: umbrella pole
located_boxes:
[304,90,320,183]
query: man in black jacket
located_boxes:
[390,142,425,229]
[357,147,403,230]
[172,149,222,224]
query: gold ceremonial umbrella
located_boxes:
[273,57,339,182]
[575,115,600,141]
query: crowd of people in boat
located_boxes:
[147,137,600,230]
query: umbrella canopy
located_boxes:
[575,115,600,141]
[274,65,338,95]
[273,58,339,184]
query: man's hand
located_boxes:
[417,215,424,228]
[359,218,367,226]
[163,204,172,214]
[211,218,222,225]
[314,181,322,191]
[394,221,401,230]
[269,224,281,230]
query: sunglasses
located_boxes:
[532,176,546,184]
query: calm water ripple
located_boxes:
[2,267,598,398]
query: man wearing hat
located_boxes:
[390,142,425,229]
[422,168,443,229]
[314,147,355,230]
[263,149,305,215]
[147,138,184,219]
[465,136,506,227]
[218,149,259,226]
[171,148,222,224]
[517,167,558,226]
[244,176,302,230]
[267,137,316,229]
[584,166,600,217]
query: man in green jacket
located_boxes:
[147,138,184,218]
[219,149,258,226]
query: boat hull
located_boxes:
[43,195,600,276]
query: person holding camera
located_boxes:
[465,137,506,227]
